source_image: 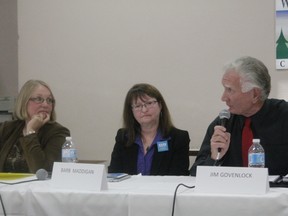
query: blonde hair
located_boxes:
[13,80,56,121]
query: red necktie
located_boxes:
[242,117,253,167]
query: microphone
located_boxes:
[215,109,231,162]
[36,169,49,180]
[219,109,231,128]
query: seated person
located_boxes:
[108,83,190,175]
[190,56,288,176]
[0,80,70,173]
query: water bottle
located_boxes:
[248,138,265,168]
[62,136,78,163]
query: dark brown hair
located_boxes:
[123,83,173,146]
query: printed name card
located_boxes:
[195,166,269,195]
[51,162,108,191]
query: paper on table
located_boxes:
[0,173,34,180]
[0,173,37,184]
[269,175,282,183]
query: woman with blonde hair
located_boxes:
[0,80,70,173]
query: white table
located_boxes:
[0,176,288,216]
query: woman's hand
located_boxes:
[25,113,50,135]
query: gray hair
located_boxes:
[223,56,271,101]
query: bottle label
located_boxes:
[248,153,265,167]
[62,149,77,159]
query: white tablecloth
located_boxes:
[0,175,288,216]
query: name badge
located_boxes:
[157,140,169,152]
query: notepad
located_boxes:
[107,173,130,182]
[269,175,282,183]
[0,173,34,180]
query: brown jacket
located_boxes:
[0,120,70,173]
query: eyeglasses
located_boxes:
[132,100,158,112]
[29,97,55,105]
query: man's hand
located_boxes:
[210,125,231,160]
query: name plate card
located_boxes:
[195,166,269,195]
[51,162,108,191]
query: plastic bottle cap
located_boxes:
[65,136,72,141]
[253,138,260,143]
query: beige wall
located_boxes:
[0,0,18,97]
[17,0,288,166]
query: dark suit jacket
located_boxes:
[108,127,190,176]
[190,99,288,176]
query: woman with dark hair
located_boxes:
[108,83,190,176]
[0,79,70,173]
